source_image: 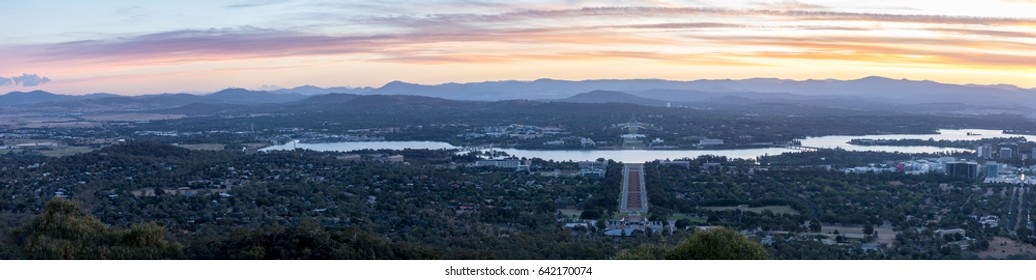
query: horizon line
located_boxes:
[3,75,1033,96]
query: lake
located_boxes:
[260,141,795,161]
[798,129,1036,153]
[259,129,1036,162]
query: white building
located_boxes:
[659,160,690,168]
[475,159,531,171]
[977,145,993,159]
[699,138,724,146]
[580,138,596,147]
[621,134,646,140]
[384,155,404,163]
[604,214,666,237]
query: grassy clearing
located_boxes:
[173,143,226,151]
[980,237,1036,259]
[670,213,706,223]
[700,205,800,215]
[38,146,96,157]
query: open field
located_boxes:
[38,146,97,157]
[670,213,707,224]
[0,112,184,129]
[701,205,800,216]
[821,224,897,244]
[979,237,1036,259]
[174,143,226,151]
[243,143,271,148]
[81,113,185,122]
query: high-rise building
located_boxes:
[945,161,979,179]
[1000,147,1014,159]
[977,145,993,159]
[986,162,1000,179]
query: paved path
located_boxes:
[620,163,648,212]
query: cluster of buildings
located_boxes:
[844,157,979,177]
[976,142,1036,161]
[543,136,598,148]
[603,213,668,236]
[976,215,1000,228]
[843,157,971,175]
[620,133,646,148]
[457,124,566,140]
[844,154,1036,184]
[473,158,532,171]
[982,165,1036,184]
[335,153,405,164]
[611,118,675,149]
[659,160,691,168]
[345,127,402,134]
[846,140,1036,181]
[577,160,607,179]
[698,138,725,146]
[289,132,386,143]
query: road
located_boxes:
[620,163,648,212]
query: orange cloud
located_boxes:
[7,4,1036,93]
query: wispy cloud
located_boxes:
[374,50,762,67]
[2,73,52,87]
[359,6,1036,29]
[617,22,746,29]
[5,1,1036,92]
[929,28,1036,39]
[9,6,1035,67]
[225,0,288,9]
[13,28,385,67]
[753,0,827,10]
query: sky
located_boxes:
[1,0,1036,95]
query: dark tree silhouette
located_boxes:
[666,227,767,260]
[16,198,179,259]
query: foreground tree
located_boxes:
[613,244,670,260]
[666,227,767,260]
[16,198,179,259]
[192,220,441,260]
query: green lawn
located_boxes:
[670,213,707,223]
[38,146,96,157]
[700,205,800,215]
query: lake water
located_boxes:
[261,141,457,152]
[260,141,794,161]
[259,129,1036,162]
[798,129,1036,154]
[473,147,796,162]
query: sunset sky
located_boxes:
[2,0,1036,94]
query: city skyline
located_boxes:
[2,0,1036,94]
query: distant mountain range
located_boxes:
[369,76,1036,110]
[271,85,374,96]
[0,88,308,107]
[4,77,1035,113]
[0,90,119,105]
[555,90,668,107]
